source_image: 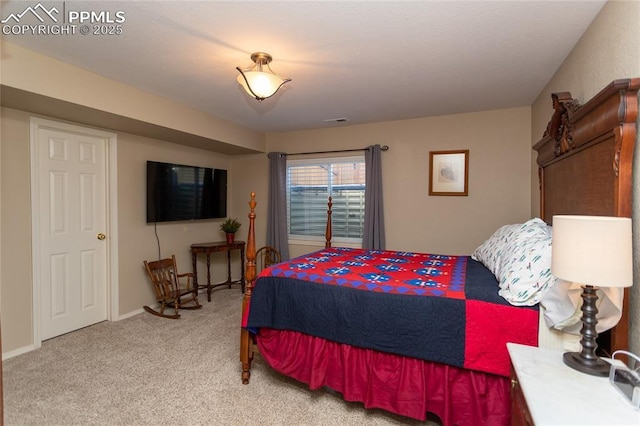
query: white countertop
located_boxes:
[507,343,640,425]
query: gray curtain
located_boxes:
[363,144,386,250]
[266,152,290,260]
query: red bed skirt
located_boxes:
[257,328,511,425]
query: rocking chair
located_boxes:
[255,246,282,273]
[143,255,202,319]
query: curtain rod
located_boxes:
[283,145,389,157]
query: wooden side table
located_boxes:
[190,241,245,302]
[508,343,640,425]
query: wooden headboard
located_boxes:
[533,78,639,354]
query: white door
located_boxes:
[34,122,109,340]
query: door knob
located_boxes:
[97,233,106,240]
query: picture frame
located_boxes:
[428,149,469,196]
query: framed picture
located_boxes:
[429,149,469,196]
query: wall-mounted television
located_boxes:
[146,160,227,223]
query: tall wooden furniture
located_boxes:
[190,241,246,301]
[533,78,639,354]
[143,255,202,319]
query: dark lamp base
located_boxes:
[563,351,610,377]
[561,285,611,377]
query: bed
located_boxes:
[239,78,639,425]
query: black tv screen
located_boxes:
[146,161,227,223]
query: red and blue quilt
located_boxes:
[244,247,538,377]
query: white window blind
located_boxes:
[287,156,366,242]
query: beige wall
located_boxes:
[231,154,270,252]
[0,106,244,355]
[530,0,640,215]
[0,108,33,352]
[529,1,640,352]
[233,107,533,258]
[116,133,238,315]
[1,41,264,153]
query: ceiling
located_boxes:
[1,1,607,133]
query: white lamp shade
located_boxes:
[551,215,632,288]
[236,72,287,99]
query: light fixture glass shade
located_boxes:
[236,71,288,100]
[236,52,291,102]
[551,215,632,288]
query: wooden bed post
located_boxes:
[325,196,332,248]
[240,192,257,384]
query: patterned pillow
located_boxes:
[473,218,555,306]
[497,223,556,306]
[471,223,523,278]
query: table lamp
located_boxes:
[551,215,633,376]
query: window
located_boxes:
[287,156,366,243]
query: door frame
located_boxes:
[29,116,119,348]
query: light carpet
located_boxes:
[3,288,439,425]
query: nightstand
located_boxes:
[507,343,640,425]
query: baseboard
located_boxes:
[117,306,147,321]
[3,344,37,360]
[2,307,151,360]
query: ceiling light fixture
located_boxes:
[236,52,291,102]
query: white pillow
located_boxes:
[541,279,623,334]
